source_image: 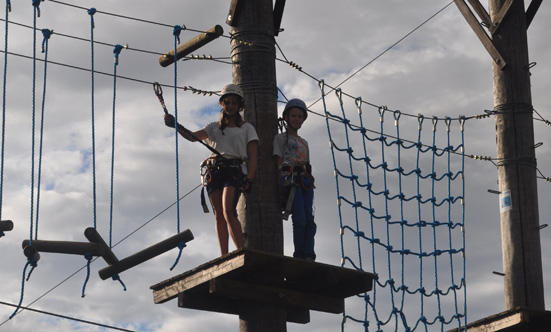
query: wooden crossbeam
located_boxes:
[526,0,543,28]
[466,0,492,27]
[273,0,286,36]
[159,25,224,67]
[453,0,507,69]
[488,0,516,35]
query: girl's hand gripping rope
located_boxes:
[153,82,226,159]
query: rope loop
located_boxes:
[169,241,187,271]
[112,43,126,65]
[393,110,401,127]
[459,115,465,132]
[40,28,52,53]
[87,7,96,28]
[318,79,325,95]
[378,106,387,122]
[335,88,343,105]
[173,25,184,43]
[432,116,438,131]
[445,116,451,132]
[111,274,127,291]
[81,252,93,298]
[355,97,362,115]
[417,113,424,130]
[32,0,41,17]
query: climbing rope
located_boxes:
[109,44,126,247]
[169,25,185,270]
[322,83,467,331]
[0,0,10,226]
[88,7,97,230]
[10,1,42,319]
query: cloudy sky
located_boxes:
[0,1,550,331]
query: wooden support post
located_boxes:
[488,0,544,310]
[159,25,224,67]
[230,0,284,330]
[98,229,194,280]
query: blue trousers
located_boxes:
[282,175,316,260]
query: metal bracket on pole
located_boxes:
[159,25,224,67]
[454,0,507,69]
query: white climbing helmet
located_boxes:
[219,84,244,103]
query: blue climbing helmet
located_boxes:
[282,98,308,120]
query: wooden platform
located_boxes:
[447,307,551,332]
[150,248,375,324]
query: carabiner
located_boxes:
[153,82,163,97]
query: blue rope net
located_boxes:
[320,81,467,332]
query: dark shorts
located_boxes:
[206,166,243,195]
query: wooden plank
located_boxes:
[453,0,507,69]
[447,308,551,332]
[151,253,246,304]
[210,278,344,314]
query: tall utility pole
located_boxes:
[455,0,544,311]
[489,0,544,310]
[230,0,286,331]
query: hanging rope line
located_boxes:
[10,0,42,319]
[169,24,185,271]
[0,0,11,229]
[34,28,52,242]
[109,43,126,248]
[2,183,201,326]
[88,7,97,230]
[320,81,467,331]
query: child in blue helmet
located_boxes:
[273,99,316,260]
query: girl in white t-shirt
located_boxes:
[164,84,258,256]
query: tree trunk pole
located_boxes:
[231,0,286,331]
[489,0,544,310]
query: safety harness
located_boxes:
[200,156,245,213]
[280,163,315,220]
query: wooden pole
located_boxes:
[489,0,544,310]
[230,0,286,330]
[159,25,224,67]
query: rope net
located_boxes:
[320,82,467,332]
